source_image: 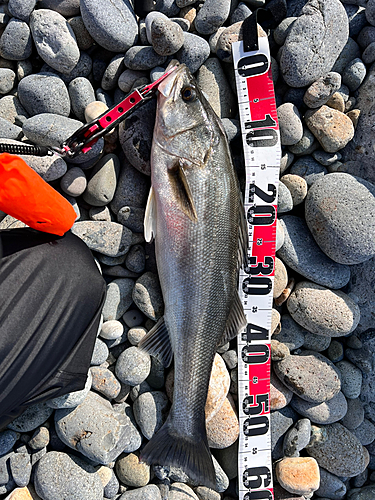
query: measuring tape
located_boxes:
[232,34,281,500]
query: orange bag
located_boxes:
[0,153,76,236]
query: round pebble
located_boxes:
[0,68,16,94]
[102,278,135,321]
[115,346,151,386]
[274,257,288,298]
[60,167,86,197]
[335,360,363,399]
[353,419,375,446]
[99,320,124,340]
[271,370,293,410]
[90,337,109,365]
[206,394,239,449]
[68,77,96,121]
[276,457,320,496]
[277,103,303,145]
[288,127,317,156]
[83,153,120,206]
[176,32,211,73]
[117,484,162,499]
[195,0,231,35]
[123,308,144,328]
[277,181,294,213]
[342,57,367,91]
[128,326,148,346]
[115,452,150,487]
[7,403,53,433]
[132,272,164,321]
[90,366,121,399]
[150,17,184,56]
[125,245,146,274]
[290,391,348,425]
[0,19,33,61]
[315,468,347,499]
[303,72,341,108]
[302,331,331,352]
[280,174,308,206]
[290,156,327,186]
[18,73,70,117]
[133,390,169,440]
[283,418,311,457]
[273,314,305,351]
[28,427,50,451]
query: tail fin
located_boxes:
[140,417,216,490]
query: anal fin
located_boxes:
[218,291,247,346]
[138,316,173,368]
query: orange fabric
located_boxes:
[0,153,76,236]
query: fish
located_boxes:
[139,63,248,489]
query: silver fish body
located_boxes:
[140,64,247,488]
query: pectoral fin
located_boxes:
[168,161,198,222]
[138,316,173,367]
[218,291,247,346]
[144,186,157,242]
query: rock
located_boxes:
[55,391,139,464]
[277,103,303,145]
[115,346,151,386]
[68,77,96,121]
[99,320,124,340]
[60,167,86,197]
[347,485,375,500]
[347,257,375,334]
[287,281,360,337]
[133,391,169,440]
[196,58,236,119]
[283,418,312,457]
[274,17,297,45]
[80,0,138,52]
[115,452,150,487]
[28,426,50,451]
[68,16,94,51]
[90,366,121,399]
[30,10,80,74]
[335,360,362,399]
[90,338,109,365]
[280,174,308,205]
[123,308,144,328]
[352,419,375,446]
[278,181,294,213]
[274,257,288,298]
[18,73,70,117]
[123,46,166,71]
[273,351,342,403]
[71,221,133,258]
[305,106,354,153]
[206,394,239,449]
[288,127,317,156]
[342,58,366,92]
[22,113,80,148]
[271,370,293,411]
[271,406,299,460]
[290,156,327,186]
[290,391,348,425]
[280,0,348,87]
[38,0,80,16]
[276,457,320,496]
[0,19,32,61]
[176,32,210,74]
[132,272,164,321]
[362,41,375,64]
[277,216,350,289]
[150,18,184,56]
[0,95,28,125]
[273,314,305,350]
[3,486,35,499]
[271,339,291,361]
[0,117,22,140]
[34,451,103,500]
[305,173,375,264]
[9,453,31,488]
[125,245,145,274]
[7,403,53,433]
[117,484,162,499]
[315,468,347,499]
[326,92,346,112]
[303,331,331,352]
[83,153,120,206]
[47,370,92,409]
[0,431,18,456]
[0,68,16,94]
[303,72,341,108]
[119,99,156,176]
[306,423,368,477]
[195,0,231,35]
[102,278,134,321]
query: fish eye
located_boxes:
[181,86,196,102]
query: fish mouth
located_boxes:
[157,63,189,100]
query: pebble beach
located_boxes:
[0,0,375,499]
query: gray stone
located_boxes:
[30,9,80,74]
[353,418,375,446]
[342,58,366,92]
[7,403,53,432]
[0,430,18,456]
[176,32,210,74]
[80,0,138,52]
[345,4,367,37]
[46,52,93,85]
[362,41,375,65]
[115,346,151,386]
[71,221,134,258]
[145,12,169,44]
[60,167,86,197]
[28,426,50,450]
[47,370,92,409]
[280,174,307,206]
[230,2,252,24]
[91,337,109,365]
[277,103,303,145]
[132,272,164,321]
[89,206,112,222]
[127,326,147,346]
[0,95,28,125]
[283,418,311,457]
[274,17,297,45]
[287,281,360,337]
[0,68,15,94]
[9,452,31,487]
[150,18,184,56]
[0,117,22,140]
[83,153,120,207]
[332,37,361,75]
[303,332,331,352]
[196,58,237,119]
[118,69,147,93]
[68,16,94,51]
[195,0,231,35]
[315,468,347,499]
[125,245,145,274]
[34,451,103,500]
[22,113,80,148]
[347,257,375,334]
[280,150,294,174]
[291,391,348,425]
[133,391,169,439]
[39,0,80,16]
[55,391,139,464]
[341,398,365,430]
[274,351,342,403]
[101,53,125,91]
[273,314,305,350]
[280,0,349,87]
[290,156,327,186]
[146,357,165,389]
[123,309,144,328]
[18,73,70,117]
[0,19,33,60]
[276,218,285,251]
[90,366,121,399]
[312,150,342,166]
[288,127,317,156]
[124,46,167,71]
[119,99,156,176]
[271,406,299,460]
[69,77,96,121]
[306,423,368,477]
[277,181,293,213]
[118,484,162,499]
[99,320,124,340]
[102,278,135,321]
[305,173,375,264]
[277,216,350,289]
[335,360,362,399]
[8,0,36,21]
[347,485,375,500]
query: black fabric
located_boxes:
[0,228,106,429]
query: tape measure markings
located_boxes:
[233,35,281,500]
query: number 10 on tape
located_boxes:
[232,35,281,500]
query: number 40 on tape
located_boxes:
[232,34,281,500]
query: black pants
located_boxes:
[0,229,106,430]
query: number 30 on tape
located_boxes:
[232,34,281,500]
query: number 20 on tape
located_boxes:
[232,35,281,500]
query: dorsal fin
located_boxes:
[218,291,247,347]
[138,316,173,368]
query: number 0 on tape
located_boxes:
[233,35,281,500]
